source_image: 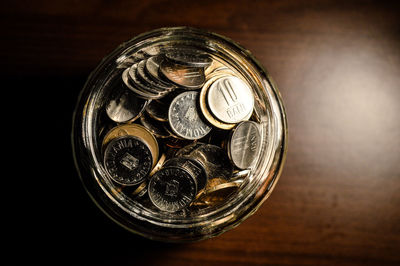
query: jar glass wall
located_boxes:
[72,27,287,242]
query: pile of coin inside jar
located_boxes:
[100,46,262,213]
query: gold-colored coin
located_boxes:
[131,181,147,197]
[149,153,167,177]
[193,177,227,202]
[199,74,236,130]
[204,59,227,76]
[102,124,159,167]
[195,181,240,205]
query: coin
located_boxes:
[148,166,197,212]
[131,181,148,198]
[165,48,212,67]
[145,99,169,122]
[189,144,233,180]
[204,59,226,76]
[128,63,166,95]
[104,135,153,186]
[228,121,261,169]
[207,75,254,124]
[195,181,240,205]
[199,74,236,130]
[205,67,236,81]
[122,67,162,99]
[231,169,252,181]
[164,157,208,191]
[137,59,173,92]
[105,83,148,123]
[160,60,205,89]
[149,153,167,177]
[127,63,169,99]
[102,124,159,167]
[140,112,170,139]
[168,91,212,140]
[145,55,176,88]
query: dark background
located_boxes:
[2,0,400,265]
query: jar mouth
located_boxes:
[72,26,287,240]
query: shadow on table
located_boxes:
[4,74,188,265]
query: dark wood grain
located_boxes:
[3,0,400,265]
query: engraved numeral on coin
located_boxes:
[218,79,238,106]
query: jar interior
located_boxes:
[78,28,280,231]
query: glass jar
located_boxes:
[72,26,287,242]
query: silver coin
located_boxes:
[148,166,197,212]
[128,63,166,95]
[145,55,176,88]
[164,157,208,191]
[165,48,212,67]
[122,67,162,99]
[137,59,173,92]
[105,83,148,123]
[103,135,153,186]
[189,144,233,180]
[168,91,212,140]
[207,75,254,123]
[228,121,261,169]
[127,64,166,99]
[160,60,205,89]
[231,169,252,181]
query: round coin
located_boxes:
[105,83,148,123]
[168,91,212,140]
[148,166,197,212]
[207,75,254,124]
[137,59,173,92]
[128,64,167,99]
[164,157,208,191]
[145,55,176,88]
[104,135,153,186]
[122,67,162,99]
[160,60,205,89]
[228,121,261,169]
[199,74,236,130]
[165,48,212,67]
[102,124,159,167]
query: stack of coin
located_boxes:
[100,46,262,213]
[199,74,254,130]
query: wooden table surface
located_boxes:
[3,0,400,265]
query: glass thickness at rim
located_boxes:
[72,26,287,242]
